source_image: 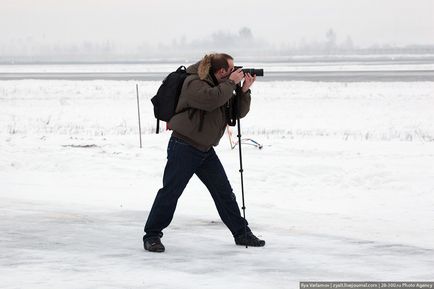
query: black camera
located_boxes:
[234,66,264,77]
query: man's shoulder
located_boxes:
[184,74,214,87]
[185,74,199,81]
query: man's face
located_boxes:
[218,59,235,81]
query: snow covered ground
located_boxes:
[1,73,434,288]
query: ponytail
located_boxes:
[198,53,214,80]
[198,53,233,80]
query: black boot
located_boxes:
[143,235,165,253]
[234,231,265,247]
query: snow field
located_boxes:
[1,78,434,288]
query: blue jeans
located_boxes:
[144,136,250,239]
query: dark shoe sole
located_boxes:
[235,240,266,247]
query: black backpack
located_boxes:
[151,66,189,134]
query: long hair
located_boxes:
[198,53,233,80]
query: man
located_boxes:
[143,53,265,252]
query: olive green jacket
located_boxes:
[169,61,251,151]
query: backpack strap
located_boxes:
[177,65,187,72]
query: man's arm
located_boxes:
[239,90,251,119]
[239,73,255,118]
[185,79,236,112]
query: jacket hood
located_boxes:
[187,59,212,81]
[187,61,217,86]
[186,61,201,75]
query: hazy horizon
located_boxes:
[1,0,434,51]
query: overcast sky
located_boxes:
[1,0,433,48]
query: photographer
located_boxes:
[143,53,265,252]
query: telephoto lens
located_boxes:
[234,66,264,77]
[242,68,264,77]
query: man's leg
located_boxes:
[195,148,250,237]
[144,137,202,238]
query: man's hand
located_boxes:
[229,68,244,84]
[242,73,256,93]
